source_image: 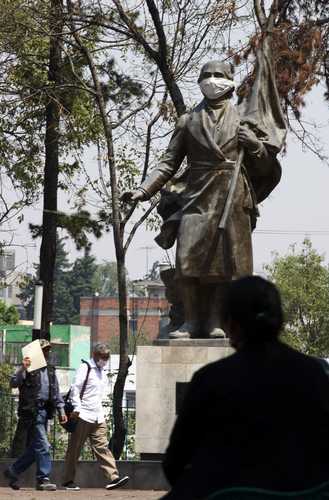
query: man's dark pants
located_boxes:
[10,408,52,481]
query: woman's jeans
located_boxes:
[11,408,51,481]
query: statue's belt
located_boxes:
[188,160,236,170]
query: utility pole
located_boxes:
[139,246,155,276]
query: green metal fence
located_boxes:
[0,392,136,461]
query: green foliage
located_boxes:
[0,300,19,324]
[265,239,329,356]
[0,0,146,253]
[18,241,134,324]
[100,58,145,109]
[116,145,142,194]
[104,391,137,460]
[52,237,75,324]
[29,209,105,251]
[58,210,104,251]
[0,2,48,200]
[0,364,16,457]
[16,270,37,321]
[0,392,17,458]
[91,260,141,297]
[0,363,12,392]
[18,237,78,324]
[67,250,98,324]
[92,261,120,297]
[45,397,136,461]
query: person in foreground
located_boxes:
[62,343,129,491]
[161,276,329,500]
[3,339,67,491]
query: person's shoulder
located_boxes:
[193,350,239,381]
[77,359,93,372]
[181,99,206,123]
[191,100,206,114]
[279,341,316,362]
[278,342,329,375]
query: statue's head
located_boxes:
[198,60,235,101]
[198,60,234,82]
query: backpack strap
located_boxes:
[64,360,91,403]
[79,360,91,402]
[64,389,71,402]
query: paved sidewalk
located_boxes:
[0,488,166,499]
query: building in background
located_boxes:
[0,324,91,392]
[80,279,169,344]
[0,249,15,277]
[0,250,25,317]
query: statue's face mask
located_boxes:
[198,61,235,101]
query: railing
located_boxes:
[0,392,136,461]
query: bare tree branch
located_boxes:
[112,0,186,115]
[123,197,159,253]
[254,0,267,28]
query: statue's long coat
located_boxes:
[140,98,281,280]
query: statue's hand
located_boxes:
[121,189,146,204]
[238,126,261,151]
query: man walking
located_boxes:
[62,343,129,491]
[4,339,67,491]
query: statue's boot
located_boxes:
[204,283,227,338]
[169,320,200,339]
[208,327,226,338]
[169,279,201,339]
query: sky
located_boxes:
[8,83,329,282]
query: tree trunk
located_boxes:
[39,0,63,332]
[66,1,131,456]
[110,255,131,458]
[99,93,131,459]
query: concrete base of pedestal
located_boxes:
[135,339,233,456]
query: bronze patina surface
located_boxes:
[127,55,286,339]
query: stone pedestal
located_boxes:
[136,339,233,459]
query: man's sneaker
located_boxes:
[105,475,129,490]
[36,477,57,491]
[3,467,20,490]
[62,481,80,491]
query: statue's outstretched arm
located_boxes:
[121,115,188,204]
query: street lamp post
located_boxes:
[32,281,48,340]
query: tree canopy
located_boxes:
[92,261,120,297]
[265,239,329,357]
[18,239,129,324]
[0,300,19,325]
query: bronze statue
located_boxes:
[158,265,184,338]
[123,60,285,339]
